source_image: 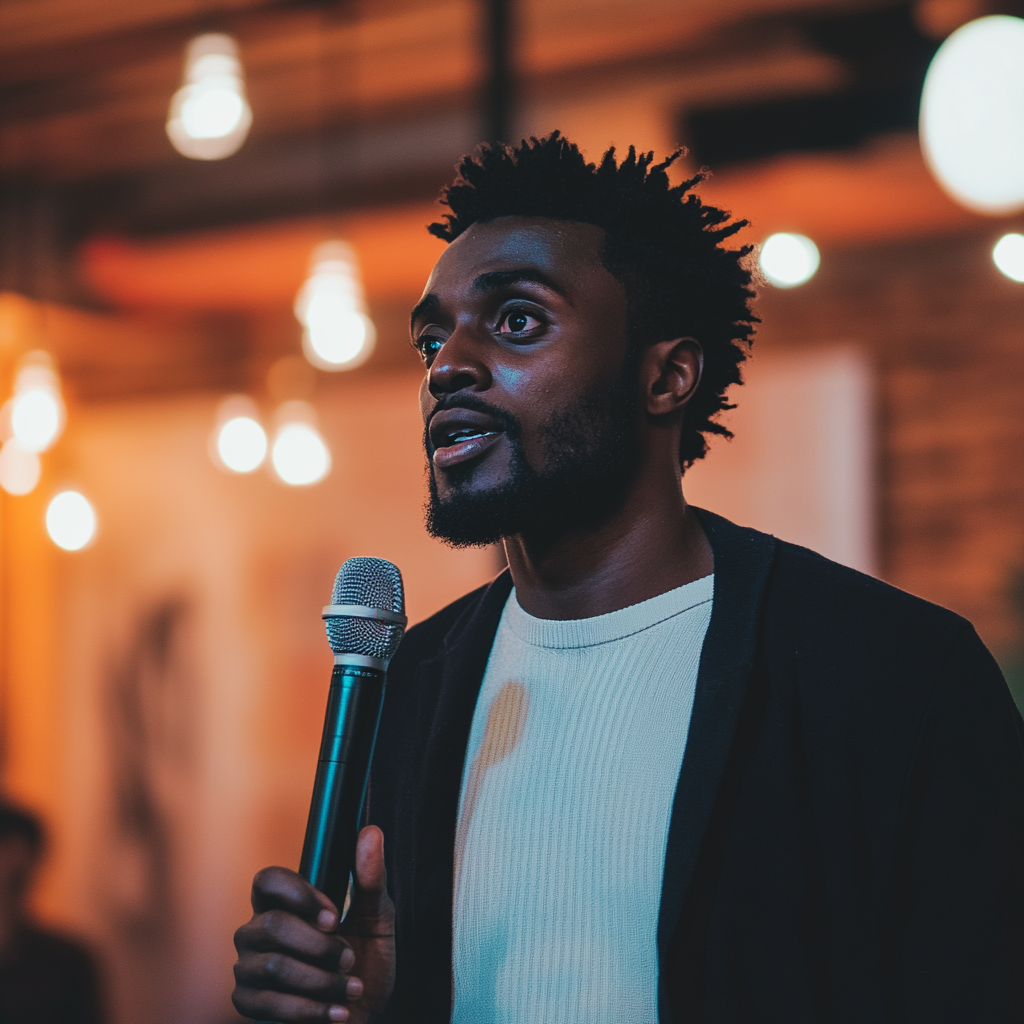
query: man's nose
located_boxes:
[427,329,492,398]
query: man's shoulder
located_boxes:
[770,536,972,635]
[760,535,998,700]
[699,507,977,645]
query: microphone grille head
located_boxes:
[326,557,405,662]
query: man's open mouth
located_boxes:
[429,408,505,471]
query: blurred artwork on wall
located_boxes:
[48,379,495,1024]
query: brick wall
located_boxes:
[753,228,1024,656]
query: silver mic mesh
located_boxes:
[325,557,405,662]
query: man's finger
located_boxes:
[343,826,394,929]
[233,949,357,1002]
[232,985,350,1023]
[251,866,340,931]
[235,909,347,968]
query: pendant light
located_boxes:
[167,33,253,161]
[295,242,376,371]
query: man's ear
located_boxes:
[643,337,703,416]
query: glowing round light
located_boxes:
[46,491,97,551]
[305,307,373,368]
[919,15,1024,214]
[759,233,820,287]
[11,389,62,452]
[181,85,245,139]
[0,441,41,496]
[166,34,252,160]
[271,424,331,486]
[295,242,376,370]
[993,233,1024,281]
[216,416,267,472]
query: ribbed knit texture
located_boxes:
[452,575,714,1024]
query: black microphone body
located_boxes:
[297,557,406,913]
[299,661,385,908]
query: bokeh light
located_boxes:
[271,423,331,486]
[759,233,821,287]
[919,15,1024,214]
[216,416,267,473]
[11,389,63,452]
[992,233,1024,281]
[0,441,41,496]
[8,352,65,453]
[166,34,252,160]
[46,491,97,551]
[295,241,376,370]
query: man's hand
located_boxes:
[232,826,395,1023]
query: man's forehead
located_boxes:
[420,217,606,297]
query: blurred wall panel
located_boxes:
[35,376,493,1024]
[684,345,875,575]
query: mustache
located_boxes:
[423,394,522,455]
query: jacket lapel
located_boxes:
[656,508,777,1022]
[409,569,514,1017]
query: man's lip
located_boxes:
[428,407,505,450]
[432,429,503,470]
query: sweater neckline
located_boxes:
[503,574,713,650]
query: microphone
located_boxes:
[299,556,407,911]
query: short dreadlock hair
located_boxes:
[428,132,757,468]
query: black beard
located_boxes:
[424,375,639,548]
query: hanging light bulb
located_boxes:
[295,241,376,371]
[3,351,66,454]
[209,395,267,473]
[167,33,253,161]
[270,401,331,486]
[919,15,1024,214]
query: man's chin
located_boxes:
[425,472,521,548]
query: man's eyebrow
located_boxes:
[473,268,568,297]
[409,293,441,334]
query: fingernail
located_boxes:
[317,909,337,930]
[340,948,355,971]
[346,977,364,999]
[328,1006,348,1022]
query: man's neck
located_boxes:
[503,473,713,620]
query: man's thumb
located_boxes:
[347,826,391,923]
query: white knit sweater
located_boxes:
[452,575,714,1024]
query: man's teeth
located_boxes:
[448,430,489,444]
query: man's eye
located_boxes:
[498,311,540,335]
[417,336,443,362]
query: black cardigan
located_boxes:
[369,509,1024,1022]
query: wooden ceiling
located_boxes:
[0,0,883,190]
[0,0,1015,402]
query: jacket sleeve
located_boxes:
[896,619,1024,1023]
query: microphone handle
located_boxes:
[299,661,386,911]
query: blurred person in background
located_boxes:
[0,801,104,1024]
[232,135,1024,1023]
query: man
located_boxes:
[0,801,105,1023]
[232,134,1024,1023]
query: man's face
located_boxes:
[412,216,640,546]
